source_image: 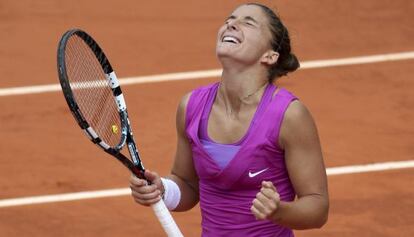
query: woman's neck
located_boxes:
[217,68,268,116]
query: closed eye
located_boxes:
[244,16,258,26]
[224,15,258,27]
[225,15,236,24]
[245,21,254,26]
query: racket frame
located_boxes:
[57,29,145,178]
[57,29,183,236]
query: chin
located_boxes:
[216,45,236,58]
[216,51,234,63]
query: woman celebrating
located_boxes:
[130,3,329,236]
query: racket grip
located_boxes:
[151,199,184,237]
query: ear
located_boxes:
[260,50,279,66]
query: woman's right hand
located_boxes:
[129,170,164,206]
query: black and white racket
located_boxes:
[57,29,183,237]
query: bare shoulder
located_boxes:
[176,92,193,133]
[283,100,314,124]
[177,92,192,115]
[279,100,319,149]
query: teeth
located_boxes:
[223,36,239,43]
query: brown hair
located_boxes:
[247,3,300,82]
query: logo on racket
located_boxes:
[111,125,119,134]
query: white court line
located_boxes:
[326,160,414,175]
[0,160,413,208]
[1,51,414,97]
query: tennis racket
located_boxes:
[57,29,183,237]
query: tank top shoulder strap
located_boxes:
[185,82,219,131]
[265,88,298,149]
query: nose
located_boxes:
[226,19,239,31]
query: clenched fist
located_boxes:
[251,181,281,220]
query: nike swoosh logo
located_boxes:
[248,168,269,178]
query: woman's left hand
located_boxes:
[251,181,281,220]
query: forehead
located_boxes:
[230,4,269,23]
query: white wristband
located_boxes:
[160,178,181,211]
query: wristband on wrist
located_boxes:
[160,178,181,210]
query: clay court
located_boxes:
[0,0,413,236]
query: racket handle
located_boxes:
[151,199,184,237]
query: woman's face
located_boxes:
[216,4,273,65]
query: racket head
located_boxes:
[57,30,183,236]
[57,29,126,152]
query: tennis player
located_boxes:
[130,3,329,236]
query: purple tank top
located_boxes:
[186,82,297,237]
[199,83,273,170]
[199,139,241,170]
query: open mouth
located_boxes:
[222,36,241,44]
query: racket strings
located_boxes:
[65,35,122,148]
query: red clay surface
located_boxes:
[1,0,413,236]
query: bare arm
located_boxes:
[166,92,199,211]
[130,93,199,211]
[251,100,329,229]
